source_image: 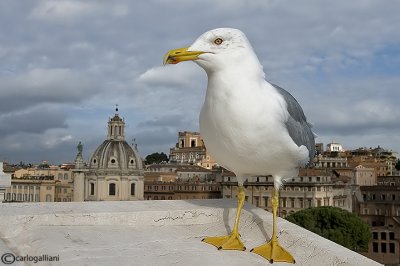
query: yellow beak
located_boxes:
[163,47,205,65]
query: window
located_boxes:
[389,243,395,253]
[373,232,378,240]
[324,198,330,206]
[109,183,116,196]
[130,183,135,196]
[381,243,387,253]
[373,242,378,253]
[254,196,259,207]
[381,232,386,240]
[281,198,286,207]
[90,183,95,196]
[46,194,52,202]
[111,159,116,164]
[389,232,395,240]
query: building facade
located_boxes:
[144,163,219,200]
[220,168,353,217]
[144,180,221,200]
[327,142,344,152]
[169,131,217,169]
[4,163,74,203]
[73,110,144,201]
[357,176,400,265]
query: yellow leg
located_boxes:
[202,185,246,251]
[250,188,295,263]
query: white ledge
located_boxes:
[0,200,380,266]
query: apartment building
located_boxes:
[220,168,353,217]
[357,176,400,265]
[4,163,74,202]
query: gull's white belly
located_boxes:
[199,86,304,178]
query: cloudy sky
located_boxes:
[1,1,399,164]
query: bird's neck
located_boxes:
[206,61,264,92]
[210,53,263,79]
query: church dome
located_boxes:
[89,111,143,171]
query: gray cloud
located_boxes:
[0,106,67,136]
[0,68,99,112]
[137,114,188,128]
[0,1,400,163]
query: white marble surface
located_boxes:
[0,199,380,266]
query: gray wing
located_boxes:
[272,83,315,163]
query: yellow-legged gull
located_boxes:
[164,28,315,263]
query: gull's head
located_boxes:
[164,28,259,73]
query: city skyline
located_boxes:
[1,1,400,164]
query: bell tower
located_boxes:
[107,105,125,141]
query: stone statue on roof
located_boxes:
[77,141,83,155]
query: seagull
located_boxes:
[163,28,315,263]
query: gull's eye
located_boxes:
[214,38,223,45]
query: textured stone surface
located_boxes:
[0,199,381,266]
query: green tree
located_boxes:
[145,152,169,164]
[395,159,400,171]
[286,206,371,252]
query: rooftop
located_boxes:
[0,199,380,266]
